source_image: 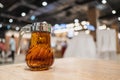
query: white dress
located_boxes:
[96,29,117,60]
[63,32,97,59]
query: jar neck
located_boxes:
[30,31,51,47]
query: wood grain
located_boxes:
[0,58,120,80]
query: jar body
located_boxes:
[26,31,54,71]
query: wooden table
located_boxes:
[0,58,120,80]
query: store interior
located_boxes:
[0,0,120,65]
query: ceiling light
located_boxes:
[9,19,13,23]
[21,12,26,17]
[112,10,116,14]
[74,19,79,23]
[107,28,110,30]
[15,26,20,31]
[81,21,87,25]
[0,24,2,28]
[74,23,79,27]
[43,21,47,23]
[102,0,107,4]
[83,25,87,29]
[66,23,74,28]
[118,17,120,21]
[7,25,11,29]
[118,33,120,39]
[0,3,4,8]
[30,15,36,20]
[74,26,82,30]
[54,24,59,27]
[42,1,48,6]
[85,30,90,34]
[98,24,106,30]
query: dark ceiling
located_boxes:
[0,0,120,28]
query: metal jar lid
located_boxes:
[32,22,51,32]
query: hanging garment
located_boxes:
[63,31,97,59]
[96,29,117,60]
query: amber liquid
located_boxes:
[26,31,54,71]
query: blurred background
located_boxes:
[0,0,120,65]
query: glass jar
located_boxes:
[18,22,54,71]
